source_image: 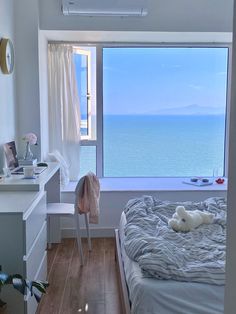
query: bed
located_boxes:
[115,195,226,314]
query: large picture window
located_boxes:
[72,45,229,178]
[103,47,228,177]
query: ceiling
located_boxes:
[39,0,234,33]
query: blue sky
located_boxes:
[103,47,228,115]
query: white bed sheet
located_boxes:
[119,212,224,314]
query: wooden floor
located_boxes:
[37,238,122,314]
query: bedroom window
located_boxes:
[103,47,229,177]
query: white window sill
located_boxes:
[61,177,227,193]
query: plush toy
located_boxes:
[168,206,214,232]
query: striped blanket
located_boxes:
[124,196,226,285]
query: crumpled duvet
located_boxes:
[124,195,226,285]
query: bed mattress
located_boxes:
[119,212,224,314]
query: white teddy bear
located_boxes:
[168,205,214,232]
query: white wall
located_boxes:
[38,32,49,161]
[224,3,236,313]
[14,0,41,160]
[0,0,16,170]
[39,0,233,33]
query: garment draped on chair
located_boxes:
[75,172,100,224]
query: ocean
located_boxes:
[103,115,225,177]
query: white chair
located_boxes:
[47,203,92,266]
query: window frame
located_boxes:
[79,43,232,179]
[73,47,93,140]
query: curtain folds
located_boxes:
[48,44,81,181]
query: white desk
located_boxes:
[0,162,60,192]
[0,163,62,314]
[0,190,47,314]
[0,162,61,243]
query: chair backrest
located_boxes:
[74,172,100,224]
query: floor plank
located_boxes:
[47,243,59,275]
[37,239,74,314]
[104,238,120,294]
[37,238,122,314]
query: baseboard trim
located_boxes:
[61,227,115,238]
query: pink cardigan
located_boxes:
[75,172,100,224]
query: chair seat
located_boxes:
[47,202,92,265]
[47,203,75,215]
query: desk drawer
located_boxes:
[25,251,47,314]
[24,221,47,280]
[25,192,46,254]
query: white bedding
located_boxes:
[119,212,224,314]
[124,196,226,285]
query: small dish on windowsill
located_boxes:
[215,178,225,184]
[183,177,213,187]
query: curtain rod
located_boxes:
[47,40,230,47]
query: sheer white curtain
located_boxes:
[48,44,81,181]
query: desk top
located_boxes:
[0,162,60,191]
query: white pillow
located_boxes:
[47,150,70,187]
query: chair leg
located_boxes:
[75,214,84,266]
[84,213,92,251]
